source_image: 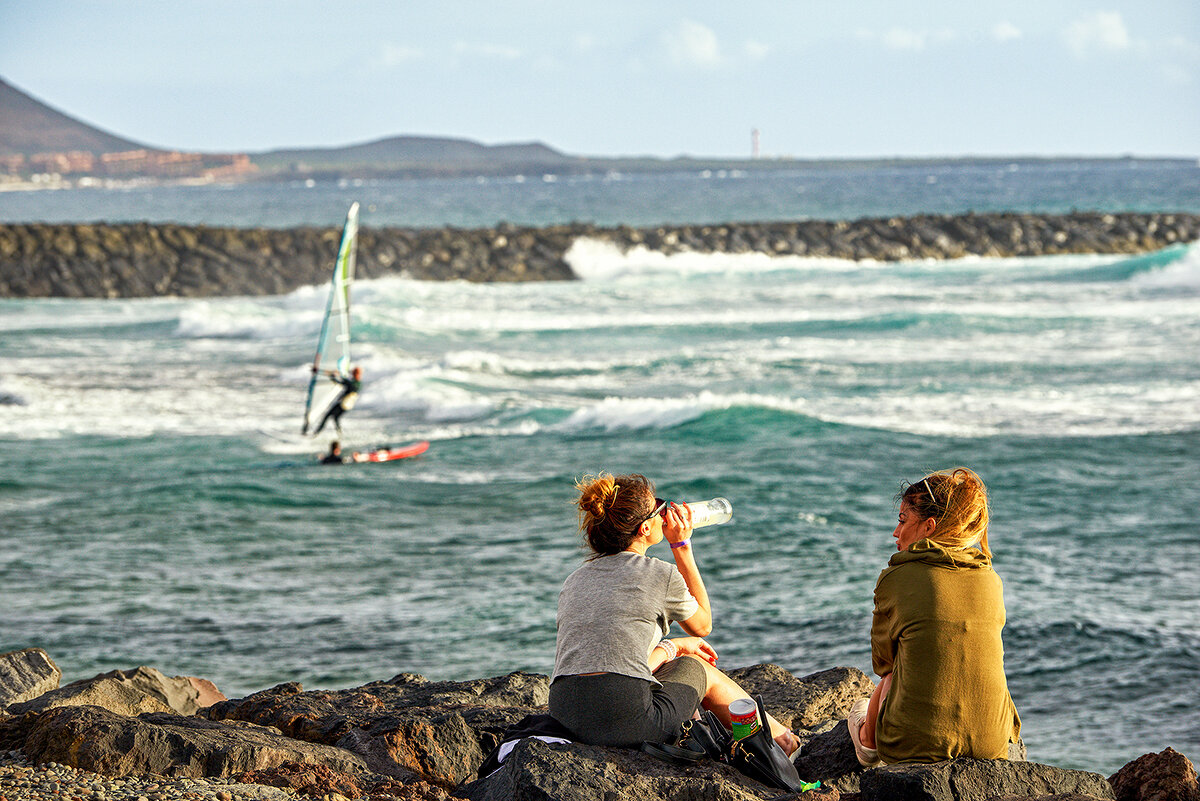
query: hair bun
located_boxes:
[576,472,619,520]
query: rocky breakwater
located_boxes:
[0,211,1197,299]
[3,649,1198,801]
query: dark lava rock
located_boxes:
[858,758,1115,801]
[1108,747,1199,801]
[9,705,366,778]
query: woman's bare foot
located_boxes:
[775,729,802,757]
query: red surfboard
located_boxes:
[351,441,430,463]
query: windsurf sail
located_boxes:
[302,202,359,434]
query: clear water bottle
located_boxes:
[685,497,733,528]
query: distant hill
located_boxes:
[0,77,150,157]
[250,135,582,177]
[0,74,581,178]
[255,135,573,168]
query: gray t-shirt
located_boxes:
[552,551,700,685]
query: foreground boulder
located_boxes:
[234,760,452,801]
[859,758,1116,801]
[792,716,1030,793]
[1108,747,1199,801]
[206,671,550,786]
[457,736,827,801]
[62,666,227,715]
[0,648,61,709]
[10,705,367,778]
[205,665,874,788]
[793,719,868,792]
[6,675,173,717]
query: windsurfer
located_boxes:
[309,366,362,436]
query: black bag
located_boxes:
[640,709,731,764]
[643,697,808,793]
[726,695,807,793]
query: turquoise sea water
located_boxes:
[2,162,1199,776]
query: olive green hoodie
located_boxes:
[871,538,1021,764]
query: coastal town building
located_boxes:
[0,148,256,185]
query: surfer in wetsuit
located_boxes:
[320,440,347,464]
[311,365,362,436]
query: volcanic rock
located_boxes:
[206,671,549,786]
[457,736,789,801]
[233,760,451,800]
[6,675,173,717]
[66,665,226,715]
[1108,747,1199,801]
[0,648,61,710]
[12,704,367,778]
[858,758,1115,801]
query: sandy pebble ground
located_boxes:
[0,750,322,801]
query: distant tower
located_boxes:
[751,128,761,159]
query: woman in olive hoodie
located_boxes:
[848,467,1021,766]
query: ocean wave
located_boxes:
[1130,241,1200,291]
[1050,243,1195,285]
[563,237,869,281]
[549,392,823,434]
[544,382,1200,439]
[562,236,1130,282]
[174,298,322,340]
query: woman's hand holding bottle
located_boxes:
[662,501,694,547]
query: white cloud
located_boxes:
[883,28,928,51]
[452,42,523,60]
[377,44,424,67]
[1064,11,1131,58]
[1161,64,1193,86]
[857,27,957,52]
[992,22,1023,43]
[743,40,771,62]
[663,20,722,68]
[1164,35,1200,58]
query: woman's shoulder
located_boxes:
[624,552,675,574]
[877,547,1000,587]
[612,553,681,585]
[569,551,670,574]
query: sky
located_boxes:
[1,1,1197,159]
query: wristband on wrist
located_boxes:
[670,539,691,549]
[657,639,678,661]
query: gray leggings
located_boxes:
[548,655,708,747]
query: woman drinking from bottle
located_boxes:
[848,467,1022,766]
[549,472,799,755]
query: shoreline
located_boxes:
[1,211,1197,299]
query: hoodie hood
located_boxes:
[888,537,991,570]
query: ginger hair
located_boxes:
[575,472,656,558]
[899,467,992,557]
